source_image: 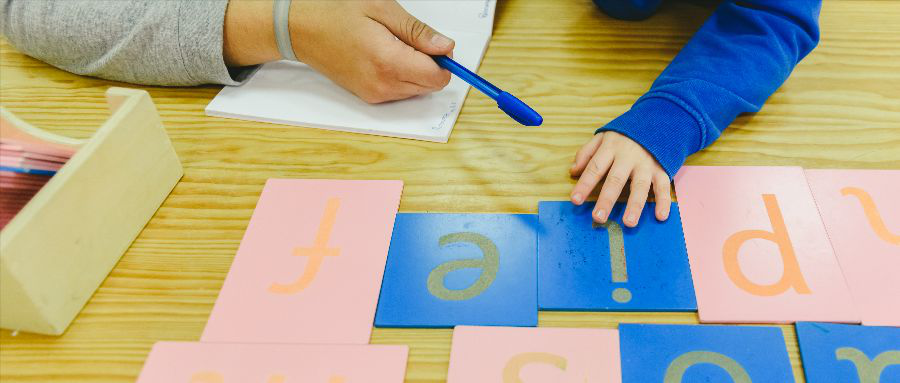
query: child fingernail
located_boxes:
[595,209,606,220]
[572,193,583,204]
[627,214,637,225]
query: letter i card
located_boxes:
[804,169,900,326]
[673,166,858,324]
[446,326,621,383]
[619,324,794,383]
[202,179,403,344]
[374,213,538,328]
[537,201,696,312]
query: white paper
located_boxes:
[206,0,497,143]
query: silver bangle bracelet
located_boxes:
[273,0,298,61]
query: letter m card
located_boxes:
[202,179,403,344]
[673,166,858,324]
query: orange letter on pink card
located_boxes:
[723,194,811,296]
[269,198,341,295]
[189,372,340,383]
[842,187,900,246]
[191,372,224,383]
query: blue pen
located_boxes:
[432,55,542,126]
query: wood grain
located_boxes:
[1,0,898,382]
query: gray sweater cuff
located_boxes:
[178,0,254,86]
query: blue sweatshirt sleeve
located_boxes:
[594,1,821,177]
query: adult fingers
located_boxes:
[371,1,455,55]
[393,46,452,89]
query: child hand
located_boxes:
[569,131,672,227]
[292,1,454,103]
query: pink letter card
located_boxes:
[136,341,408,382]
[446,325,621,383]
[805,169,900,326]
[202,179,403,344]
[673,166,858,324]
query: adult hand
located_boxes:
[569,131,672,227]
[224,0,455,104]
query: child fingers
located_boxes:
[570,133,604,176]
[593,161,632,224]
[653,171,672,221]
[623,170,652,227]
[570,148,613,206]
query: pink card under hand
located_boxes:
[805,169,900,326]
[202,179,403,344]
[447,326,621,383]
[673,166,859,324]
[136,341,409,383]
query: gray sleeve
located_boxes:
[0,0,256,86]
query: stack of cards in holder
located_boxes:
[0,127,77,229]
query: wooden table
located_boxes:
[1,1,898,381]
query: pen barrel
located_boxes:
[432,56,502,100]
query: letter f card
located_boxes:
[375,213,538,328]
[202,179,403,344]
[673,166,858,324]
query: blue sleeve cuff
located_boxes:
[595,97,702,177]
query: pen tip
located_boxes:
[496,92,542,126]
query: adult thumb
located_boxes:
[373,2,455,55]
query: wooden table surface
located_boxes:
[1,0,898,381]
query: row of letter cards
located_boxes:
[674,166,898,325]
[444,322,899,382]
[136,179,408,381]
[373,200,698,328]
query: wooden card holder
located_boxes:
[1,88,183,335]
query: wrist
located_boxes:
[223,0,281,67]
[595,97,702,177]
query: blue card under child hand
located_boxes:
[796,322,900,383]
[537,201,696,311]
[619,323,794,383]
[374,213,538,328]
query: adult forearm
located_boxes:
[1,0,240,86]
[223,0,280,67]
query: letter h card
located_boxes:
[202,179,403,344]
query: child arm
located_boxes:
[571,1,821,226]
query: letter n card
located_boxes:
[673,166,858,324]
[796,322,900,383]
[805,169,900,326]
[202,179,403,344]
[136,342,408,382]
[447,326,621,383]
